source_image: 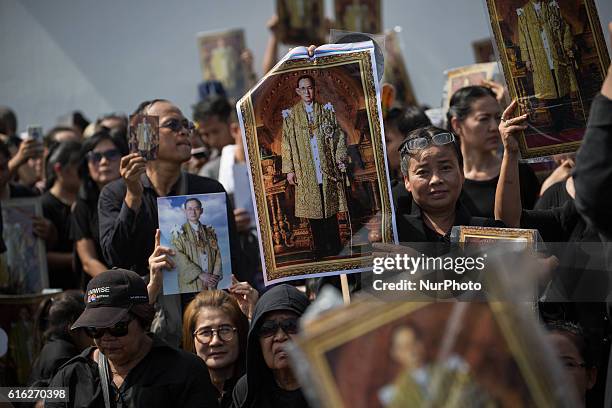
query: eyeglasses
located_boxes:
[87,149,122,164]
[194,324,237,344]
[85,317,132,339]
[399,132,456,154]
[160,118,195,133]
[258,317,299,338]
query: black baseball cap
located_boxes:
[71,269,149,330]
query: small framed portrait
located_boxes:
[277,0,325,46]
[157,193,232,295]
[0,198,48,294]
[382,28,418,106]
[197,29,247,100]
[334,0,381,34]
[128,114,159,161]
[485,0,610,158]
[452,226,538,244]
[237,42,397,285]
[294,300,579,407]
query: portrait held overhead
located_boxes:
[238,41,397,284]
[1,0,612,407]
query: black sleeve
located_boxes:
[520,201,578,242]
[176,355,219,408]
[98,180,143,268]
[574,94,612,239]
[534,181,563,210]
[518,162,541,210]
[70,200,92,241]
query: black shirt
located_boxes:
[71,187,106,289]
[391,179,412,217]
[29,335,78,386]
[98,172,242,278]
[46,334,218,408]
[534,180,572,210]
[462,162,541,218]
[42,191,77,289]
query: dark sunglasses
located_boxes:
[259,317,299,338]
[399,132,456,154]
[85,317,132,339]
[87,149,121,164]
[160,118,195,133]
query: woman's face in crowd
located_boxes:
[454,95,501,153]
[88,139,121,187]
[547,332,597,404]
[404,145,464,214]
[194,307,240,371]
[259,310,298,371]
[95,319,146,366]
[147,101,192,163]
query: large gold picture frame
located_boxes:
[237,43,397,284]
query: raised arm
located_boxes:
[495,100,528,227]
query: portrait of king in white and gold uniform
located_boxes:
[281,74,349,258]
[170,197,222,291]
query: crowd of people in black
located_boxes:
[1,16,612,408]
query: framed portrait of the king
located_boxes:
[293,300,580,407]
[237,42,397,285]
[485,0,610,158]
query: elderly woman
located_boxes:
[47,269,217,408]
[447,86,540,218]
[232,284,310,408]
[182,290,250,407]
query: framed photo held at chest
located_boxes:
[485,0,610,158]
[237,41,397,285]
[157,193,232,295]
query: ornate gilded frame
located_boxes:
[237,44,396,284]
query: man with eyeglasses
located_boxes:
[98,99,245,347]
[47,268,217,408]
[281,74,348,259]
[232,284,310,408]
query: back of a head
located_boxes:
[0,106,18,137]
[43,291,85,343]
[45,140,82,189]
[386,105,432,136]
[193,95,235,124]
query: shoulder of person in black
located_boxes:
[47,334,218,408]
[28,334,78,387]
[461,162,541,218]
[98,172,231,277]
[232,371,309,408]
[9,182,39,198]
[41,190,73,252]
[521,200,601,243]
[534,180,572,210]
[391,179,413,216]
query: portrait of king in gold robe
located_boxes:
[171,197,222,292]
[517,0,578,133]
[281,74,348,259]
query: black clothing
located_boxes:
[98,172,243,279]
[71,185,106,289]
[9,182,39,198]
[232,285,310,408]
[534,180,572,210]
[461,162,540,218]
[575,93,612,240]
[42,191,77,289]
[29,335,78,386]
[391,179,412,217]
[396,201,504,245]
[47,334,217,408]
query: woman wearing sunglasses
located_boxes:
[72,129,128,289]
[396,126,504,246]
[447,85,540,218]
[232,284,310,408]
[182,291,249,407]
